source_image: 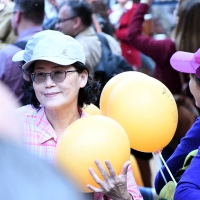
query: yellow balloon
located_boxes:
[129,155,144,187]
[55,115,130,193]
[83,104,101,115]
[107,77,178,152]
[100,71,149,116]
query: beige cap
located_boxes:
[12,30,86,69]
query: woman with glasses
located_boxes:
[13,30,143,200]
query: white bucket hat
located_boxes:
[12,30,86,69]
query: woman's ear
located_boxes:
[79,70,88,88]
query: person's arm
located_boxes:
[87,160,143,200]
[174,146,200,200]
[154,118,200,194]
[127,1,174,62]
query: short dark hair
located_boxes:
[21,62,101,109]
[60,1,93,27]
[14,0,44,24]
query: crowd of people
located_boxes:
[1,0,200,199]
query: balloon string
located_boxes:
[152,152,167,184]
[158,152,177,186]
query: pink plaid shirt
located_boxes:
[17,105,143,200]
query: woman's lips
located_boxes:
[44,92,60,98]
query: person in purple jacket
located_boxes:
[168,48,200,199]
[155,47,200,196]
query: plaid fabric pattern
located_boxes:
[17,105,143,200]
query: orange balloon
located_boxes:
[83,104,101,115]
[100,71,149,116]
[55,115,130,193]
[107,77,178,152]
[129,155,144,187]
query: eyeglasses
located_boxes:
[31,70,77,83]
[56,16,77,24]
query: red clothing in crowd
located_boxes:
[110,2,141,68]
[127,3,181,94]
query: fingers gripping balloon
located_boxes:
[55,115,130,193]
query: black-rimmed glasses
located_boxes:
[31,70,77,83]
[56,16,77,24]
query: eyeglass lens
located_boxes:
[31,70,76,83]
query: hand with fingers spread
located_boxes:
[87,160,132,200]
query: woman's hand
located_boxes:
[87,160,132,200]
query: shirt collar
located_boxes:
[36,106,57,144]
[75,26,96,38]
[36,106,87,144]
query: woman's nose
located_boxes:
[45,74,56,87]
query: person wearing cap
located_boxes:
[0,81,85,200]
[0,0,44,103]
[172,50,200,199]
[153,49,200,198]
[13,30,143,200]
[154,0,200,195]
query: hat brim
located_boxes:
[170,51,199,74]
[12,50,24,62]
[21,56,82,69]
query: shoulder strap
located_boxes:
[92,14,102,33]
[94,33,112,74]
[96,33,111,51]
[13,41,27,50]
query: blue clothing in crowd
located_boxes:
[174,146,200,199]
[154,117,200,194]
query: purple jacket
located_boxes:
[154,117,200,194]
[174,146,200,199]
[0,26,42,102]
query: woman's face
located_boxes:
[33,60,88,110]
[189,74,200,108]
